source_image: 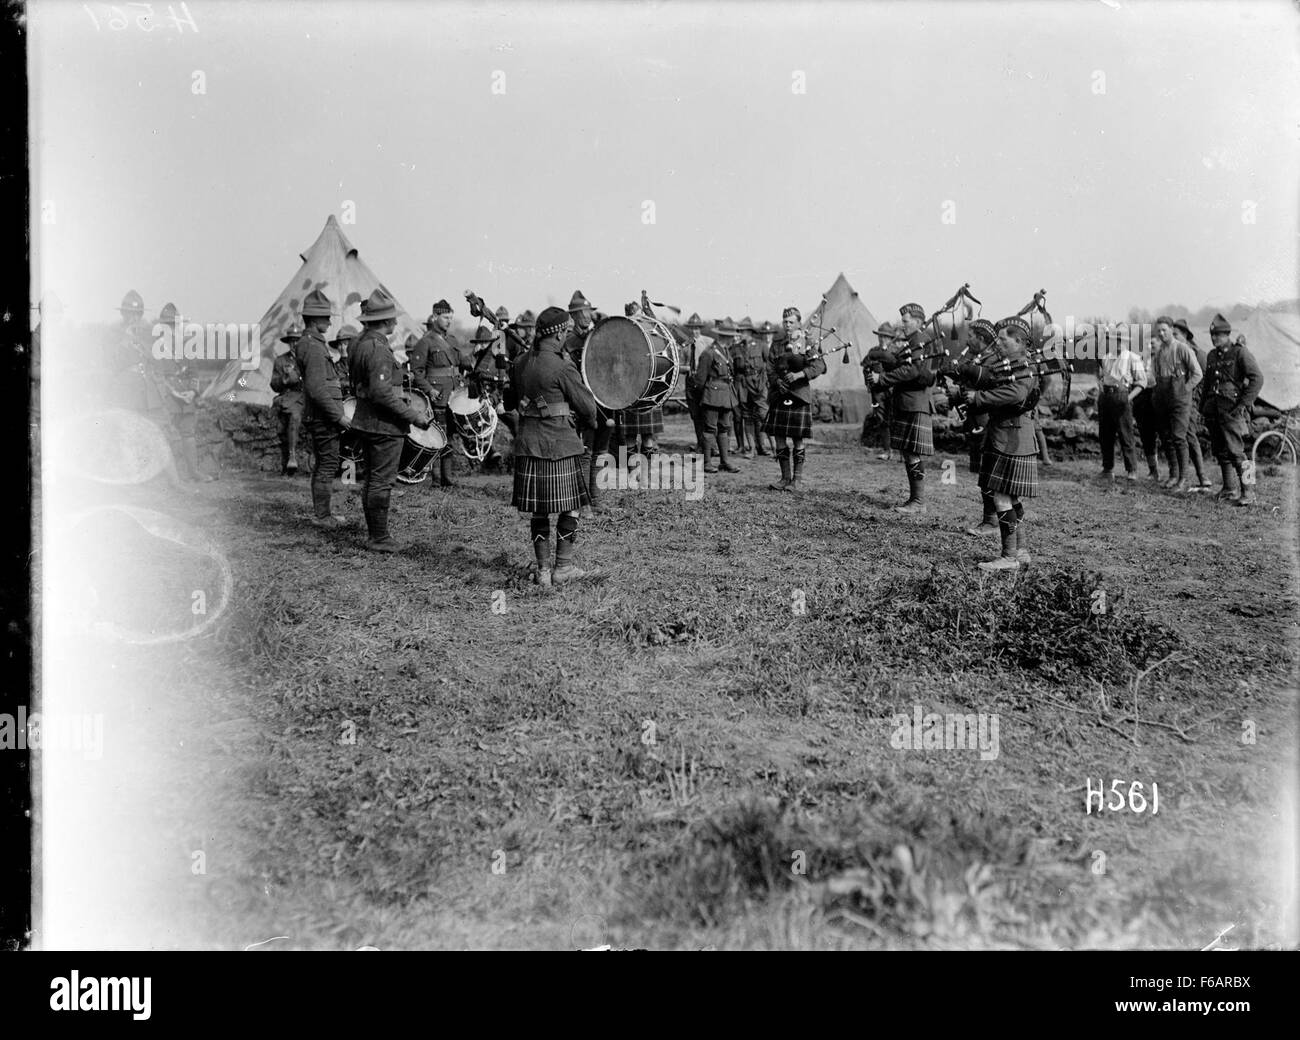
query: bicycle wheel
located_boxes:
[1252,430,1297,466]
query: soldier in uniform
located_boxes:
[694,321,741,474]
[1172,319,1213,493]
[1150,316,1203,493]
[294,290,352,527]
[618,301,666,456]
[744,321,774,456]
[764,306,827,492]
[862,321,898,458]
[349,289,431,552]
[937,318,1002,534]
[510,310,536,358]
[729,318,755,455]
[409,299,469,488]
[866,303,936,512]
[467,324,510,471]
[731,317,769,458]
[954,317,1039,571]
[504,306,601,586]
[109,289,155,412]
[330,324,358,397]
[271,322,306,476]
[681,313,708,454]
[150,302,211,482]
[563,290,611,519]
[1200,313,1264,506]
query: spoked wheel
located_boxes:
[1252,429,1298,467]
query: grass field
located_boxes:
[42,416,1300,950]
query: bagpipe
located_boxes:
[1014,288,1072,417]
[769,297,857,407]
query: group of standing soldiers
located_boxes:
[99,290,214,483]
[1094,313,1264,505]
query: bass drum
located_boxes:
[580,315,680,412]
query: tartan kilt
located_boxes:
[978,449,1038,498]
[890,411,934,456]
[764,400,812,439]
[620,406,664,437]
[512,454,590,513]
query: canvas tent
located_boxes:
[1237,304,1300,412]
[203,216,424,407]
[803,273,881,425]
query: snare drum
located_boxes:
[580,315,681,412]
[447,389,499,461]
[340,397,362,463]
[396,387,446,484]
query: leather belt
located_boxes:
[518,398,570,418]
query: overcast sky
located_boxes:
[29,0,1300,328]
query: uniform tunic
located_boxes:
[295,329,348,515]
[695,342,738,435]
[505,342,599,513]
[970,343,1039,498]
[877,331,936,456]
[737,336,770,421]
[764,333,827,439]
[1200,340,1264,463]
[409,327,468,422]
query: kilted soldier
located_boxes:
[330,324,359,397]
[409,298,469,488]
[1150,316,1203,493]
[563,290,612,518]
[271,322,306,475]
[956,317,1039,572]
[866,303,936,513]
[695,325,741,473]
[938,318,1002,534]
[150,302,210,482]
[682,313,709,453]
[295,289,352,527]
[619,301,666,454]
[765,306,827,492]
[862,321,899,458]
[505,307,601,586]
[349,289,431,552]
[1095,325,1147,483]
[1173,319,1213,492]
[1200,313,1264,506]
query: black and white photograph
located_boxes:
[12,0,1300,970]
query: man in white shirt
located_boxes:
[1095,328,1147,483]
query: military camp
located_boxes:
[25,0,1299,963]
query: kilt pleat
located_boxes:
[978,449,1038,498]
[512,455,590,513]
[620,406,664,437]
[890,411,934,456]
[763,401,812,439]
